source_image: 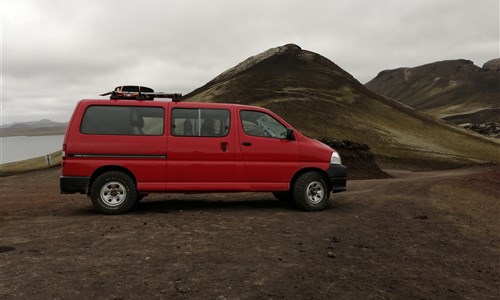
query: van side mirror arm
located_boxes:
[285,128,295,140]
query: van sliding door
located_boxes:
[166,107,234,191]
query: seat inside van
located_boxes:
[130,111,144,135]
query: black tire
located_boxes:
[90,171,137,215]
[272,191,292,202]
[293,172,330,211]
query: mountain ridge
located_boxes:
[365,58,500,122]
[0,119,68,137]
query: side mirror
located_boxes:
[285,128,295,140]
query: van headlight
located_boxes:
[330,150,342,164]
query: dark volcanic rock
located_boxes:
[318,138,390,179]
[464,122,500,138]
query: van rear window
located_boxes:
[80,106,164,135]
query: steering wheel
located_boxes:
[257,120,275,137]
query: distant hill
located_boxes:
[365,58,500,123]
[184,44,500,169]
[1,119,67,137]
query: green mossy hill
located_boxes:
[365,59,500,122]
[184,44,500,169]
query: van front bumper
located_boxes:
[60,176,89,194]
[327,164,347,193]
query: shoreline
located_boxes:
[0,150,62,177]
[0,127,67,138]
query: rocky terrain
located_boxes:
[184,44,500,169]
[442,108,500,125]
[365,58,500,123]
[1,165,498,299]
[463,122,500,138]
[318,138,389,179]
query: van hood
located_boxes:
[298,136,334,163]
[313,138,335,151]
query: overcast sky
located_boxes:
[1,0,498,125]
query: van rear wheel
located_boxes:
[90,171,137,215]
[293,172,330,211]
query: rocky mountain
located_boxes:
[185,44,360,104]
[184,44,500,169]
[365,59,500,123]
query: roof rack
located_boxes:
[141,92,183,101]
[100,85,183,101]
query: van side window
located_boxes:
[80,106,164,135]
[240,110,287,139]
[171,108,230,137]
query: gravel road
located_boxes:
[1,166,499,299]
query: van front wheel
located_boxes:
[90,171,137,215]
[293,172,330,211]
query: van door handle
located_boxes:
[221,142,228,152]
[242,142,252,146]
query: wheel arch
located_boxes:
[88,165,137,196]
[290,167,331,192]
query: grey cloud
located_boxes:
[1,0,498,124]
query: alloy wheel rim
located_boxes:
[100,181,127,207]
[306,181,325,204]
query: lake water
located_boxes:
[0,135,64,164]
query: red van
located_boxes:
[60,99,347,214]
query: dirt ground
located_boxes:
[0,166,499,299]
